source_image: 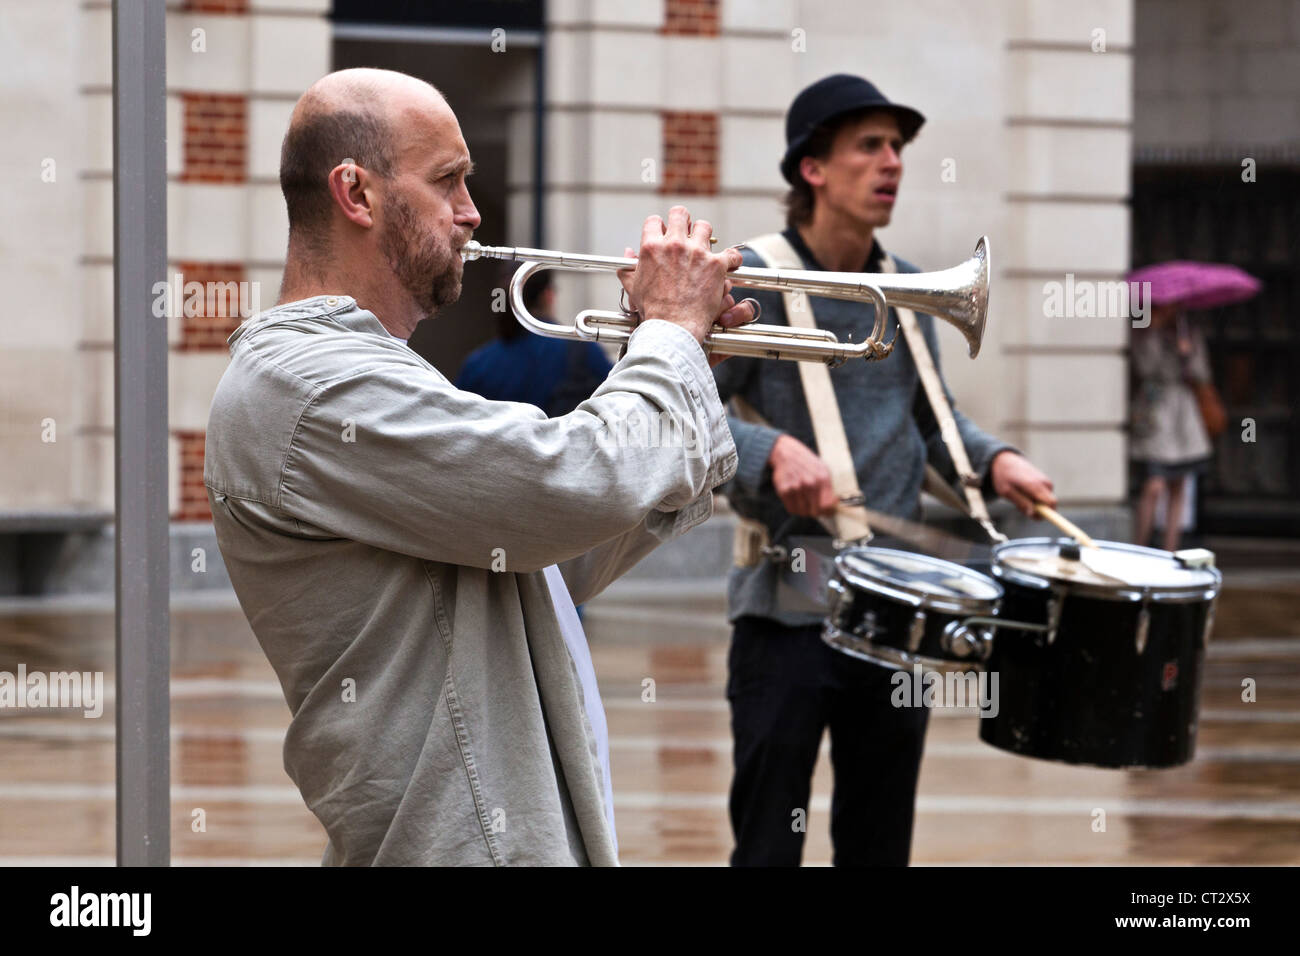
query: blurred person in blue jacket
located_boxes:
[456,268,613,416]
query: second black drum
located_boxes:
[981,538,1221,769]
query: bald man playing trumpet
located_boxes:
[205,68,756,866]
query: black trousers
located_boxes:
[726,615,930,866]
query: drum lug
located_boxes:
[1045,590,1063,645]
[941,619,994,661]
[1135,602,1151,655]
[907,610,926,652]
[1201,594,1218,649]
[827,578,850,629]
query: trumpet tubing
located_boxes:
[461,236,991,365]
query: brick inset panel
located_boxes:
[660,111,719,196]
[174,261,248,351]
[663,0,719,36]
[181,93,247,184]
[174,429,211,522]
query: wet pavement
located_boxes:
[0,562,1297,865]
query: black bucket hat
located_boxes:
[780,74,926,184]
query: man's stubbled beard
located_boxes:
[379,188,463,320]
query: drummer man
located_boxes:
[714,74,1057,865]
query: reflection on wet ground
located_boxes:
[0,568,1297,865]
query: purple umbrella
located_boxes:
[1126,261,1262,311]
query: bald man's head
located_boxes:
[279,69,445,249]
[276,69,480,326]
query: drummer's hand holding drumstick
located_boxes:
[772,445,1057,522]
[990,451,1101,547]
[989,450,1056,517]
[768,436,840,518]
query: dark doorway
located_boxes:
[331,16,541,380]
[1131,164,1300,537]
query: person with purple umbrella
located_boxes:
[1127,261,1260,551]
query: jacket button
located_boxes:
[325,296,339,306]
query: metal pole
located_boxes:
[531,13,546,248]
[112,0,170,866]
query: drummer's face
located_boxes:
[807,112,904,232]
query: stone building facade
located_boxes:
[4,0,1205,590]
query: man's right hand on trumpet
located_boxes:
[619,205,760,367]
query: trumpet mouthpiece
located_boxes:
[460,240,484,262]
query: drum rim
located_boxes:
[832,545,1003,615]
[992,536,1223,602]
[822,622,986,674]
[977,726,1195,769]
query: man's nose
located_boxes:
[881,144,902,169]
[457,186,482,231]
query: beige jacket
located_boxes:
[1130,323,1213,465]
[204,294,736,865]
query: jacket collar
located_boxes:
[228,295,395,350]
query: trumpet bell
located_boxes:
[867,236,989,359]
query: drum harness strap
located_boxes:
[878,251,1007,546]
[731,233,1004,571]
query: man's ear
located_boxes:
[326,161,374,229]
[798,154,826,189]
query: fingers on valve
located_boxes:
[689,218,713,246]
[665,205,691,238]
[641,215,665,247]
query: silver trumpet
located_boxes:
[461,236,990,365]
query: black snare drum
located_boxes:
[823,547,1004,673]
[981,538,1221,769]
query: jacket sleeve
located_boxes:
[712,351,783,498]
[555,518,688,607]
[276,320,737,574]
[911,314,1017,493]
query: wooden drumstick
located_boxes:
[1034,503,1098,550]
